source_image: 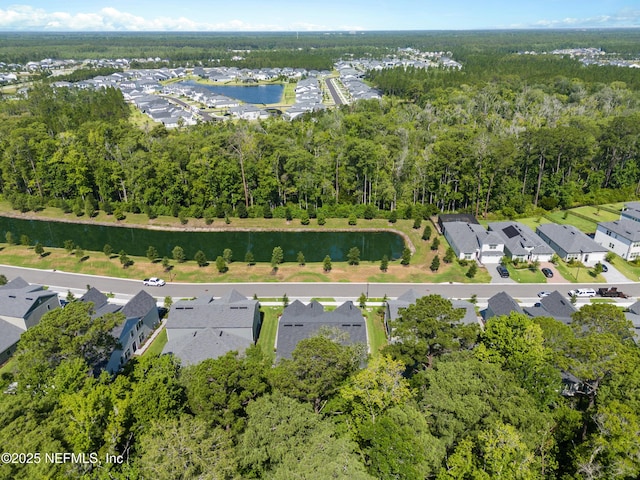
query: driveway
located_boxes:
[539,262,568,284]
[486,263,516,284]
[601,262,633,284]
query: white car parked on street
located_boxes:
[143,277,166,286]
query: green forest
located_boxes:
[2,297,640,479]
[1,63,640,222]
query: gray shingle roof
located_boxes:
[444,222,484,254]
[0,320,24,354]
[121,290,157,320]
[0,281,57,319]
[488,222,554,257]
[162,329,252,366]
[276,301,366,361]
[485,291,524,319]
[524,291,576,324]
[536,224,608,255]
[598,219,640,242]
[166,291,258,330]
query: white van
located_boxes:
[568,288,596,298]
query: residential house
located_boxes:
[523,290,577,324]
[162,290,261,366]
[276,300,366,361]
[594,219,640,261]
[488,221,554,262]
[0,277,60,364]
[621,202,640,223]
[483,291,524,321]
[79,288,159,373]
[442,221,505,264]
[536,223,608,265]
[384,289,480,336]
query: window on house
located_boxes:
[609,243,615,249]
[489,245,497,249]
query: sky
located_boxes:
[0,1,639,31]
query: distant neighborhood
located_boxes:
[0,48,463,126]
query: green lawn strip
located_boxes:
[257,307,280,361]
[141,328,168,358]
[512,216,553,230]
[0,358,16,376]
[505,265,547,283]
[545,211,598,234]
[364,308,388,357]
[552,260,606,283]
[590,298,617,304]
[571,205,619,222]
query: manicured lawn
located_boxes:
[571,206,619,222]
[506,265,547,283]
[0,358,16,376]
[553,260,607,283]
[257,307,280,361]
[141,328,167,358]
[365,308,388,357]
[545,211,598,234]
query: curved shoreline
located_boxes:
[0,211,416,253]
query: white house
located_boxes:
[536,223,608,265]
[594,219,640,261]
[442,222,504,264]
[488,221,555,262]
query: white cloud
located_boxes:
[0,5,301,31]
[531,9,640,28]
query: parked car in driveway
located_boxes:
[597,262,608,272]
[497,265,510,278]
[541,268,554,278]
[568,288,596,298]
[143,277,166,286]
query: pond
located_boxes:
[180,80,284,104]
[0,217,405,263]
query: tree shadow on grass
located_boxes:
[80,255,90,262]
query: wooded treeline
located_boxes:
[2,297,639,479]
[1,63,640,221]
[2,30,640,67]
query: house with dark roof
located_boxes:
[523,291,577,324]
[536,224,607,265]
[0,277,60,364]
[488,221,554,262]
[162,289,261,366]
[443,221,505,264]
[275,300,366,361]
[594,218,640,261]
[384,289,480,335]
[483,291,524,321]
[79,288,159,373]
[105,291,160,373]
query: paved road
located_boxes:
[2,264,638,308]
[325,77,347,105]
